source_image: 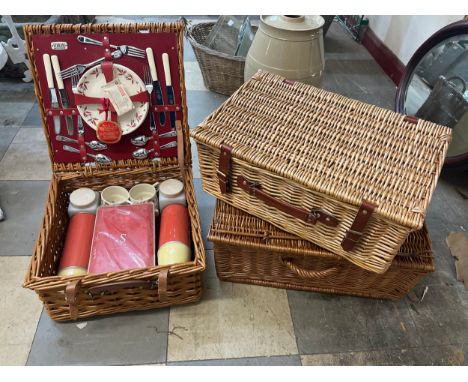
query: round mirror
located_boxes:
[396,20,468,167]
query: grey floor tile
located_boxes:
[21,102,43,128]
[0,128,52,180]
[193,178,215,250]
[0,79,36,103]
[0,181,49,256]
[186,90,228,128]
[301,344,467,366]
[167,251,297,362]
[406,284,468,348]
[168,355,301,366]
[0,256,43,365]
[0,127,19,161]
[410,344,467,366]
[287,291,422,355]
[324,23,371,60]
[0,102,35,127]
[27,308,170,366]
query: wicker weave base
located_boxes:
[209,201,434,300]
[24,166,205,321]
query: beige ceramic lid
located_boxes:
[261,15,325,32]
[70,188,96,208]
[159,179,184,196]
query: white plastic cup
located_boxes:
[101,186,130,206]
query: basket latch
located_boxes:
[341,199,377,252]
[218,144,233,194]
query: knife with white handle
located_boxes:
[147,48,165,126]
[162,52,176,128]
[51,55,74,135]
[43,54,61,134]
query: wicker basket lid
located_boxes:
[208,200,434,271]
[24,21,191,174]
[192,70,452,229]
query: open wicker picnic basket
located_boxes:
[209,201,434,299]
[22,21,205,321]
[191,70,451,274]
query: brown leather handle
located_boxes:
[237,175,339,227]
[88,280,158,297]
[281,257,340,279]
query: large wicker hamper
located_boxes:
[191,70,451,274]
[209,201,434,300]
[22,21,206,321]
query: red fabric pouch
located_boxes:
[88,203,155,273]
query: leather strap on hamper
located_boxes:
[237,175,339,227]
[65,280,81,320]
[218,144,232,194]
[87,280,158,296]
[341,200,377,252]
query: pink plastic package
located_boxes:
[88,203,155,274]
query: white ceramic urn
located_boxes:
[244,15,325,86]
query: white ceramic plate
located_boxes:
[76,63,148,135]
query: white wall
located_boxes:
[366,15,464,65]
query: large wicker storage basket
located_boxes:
[191,70,451,274]
[22,21,206,321]
[185,21,248,96]
[209,201,434,300]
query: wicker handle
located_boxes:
[88,280,158,296]
[281,257,340,279]
[65,269,169,320]
[237,175,339,227]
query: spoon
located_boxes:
[56,135,107,151]
[63,144,112,164]
[132,147,154,159]
[132,141,178,159]
[131,130,177,147]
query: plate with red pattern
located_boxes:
[76,64,149,135]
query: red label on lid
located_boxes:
[97,120,122,144]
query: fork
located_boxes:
[77,35,146,59]
[144,66,154,95]
[144,66,157,133]
[59,50,123,80]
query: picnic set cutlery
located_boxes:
[41,34,179,165]
[51,55,74,135]
[43,54,61,134]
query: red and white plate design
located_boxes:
[76,64,149,135]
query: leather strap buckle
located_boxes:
[217,169,230,193]
[341,200,377,252]
[218,144,233,194]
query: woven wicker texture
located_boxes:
[185,22,248,96]
[191,70,451,273]
[209,201,434,300]
[22,21,205,321]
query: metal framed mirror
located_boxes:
[396,19,468,168]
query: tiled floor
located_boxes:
[0,19,467,366]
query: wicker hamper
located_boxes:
[209,201,434,299]
[185,21,250,96]
[22,21,206,321]
[191,70,451,274]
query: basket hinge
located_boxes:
[218,144,233,194]
[341,199,377,252]
[404,115,419,124]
